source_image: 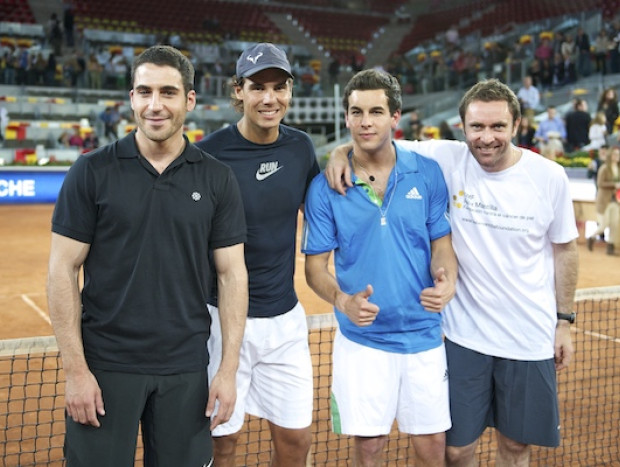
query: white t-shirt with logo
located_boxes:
[398,139,578,360]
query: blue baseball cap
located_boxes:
[236,43,293,79]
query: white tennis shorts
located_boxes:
[331,329,451,437]
[207,302,313,436]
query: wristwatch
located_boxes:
[557,312,576,324]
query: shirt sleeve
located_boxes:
[422,157,451,241]
[51,155,97,244]
[210,166,247,249]
[301,174,338,255]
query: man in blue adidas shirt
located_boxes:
[302,69,457,466]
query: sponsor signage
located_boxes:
[0,168,68,204]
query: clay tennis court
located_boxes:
[1,204,619,466]
[0,203,618,340]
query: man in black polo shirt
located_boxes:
[47,45,248,466]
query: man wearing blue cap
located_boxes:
[196,43,320,466]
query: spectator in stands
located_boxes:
[62,53,80,88]
[403,60,418,94]
[551,52,565,87]
[195,42,319,467]
[114,56,130,90]
[67,128,83,149]
[403,109,424,140]
[32,52,47,86]
[597,88,619,136]
[87,54,102,89]
[527,59,541,87]
[15,47,29,86]
[57,131,71,148]
[559,52,577,86]
[598,188,620,255]
[594,29,611,75]
[584,112,607,151]
[351,52,365,73]
[99,106,120,141]
[432,55,447,92]
[103,56,117,89]
[439,120,456,140]
[539,58,554,90]
[587,144,606,188]
[575,27,592,77]
[565,98,591,152]
[299,61,315,97]
[75,51,87,88]
[511,38,530,63]
[47,44,248,467]
[47,13,62,57]
[516,115,538,151]
[535,105,566,154]
[1,51,16,85]
[552,31,565,56]
[82,130,100,152]
[516,75,540,120]
[610,20,620,73]
[534,37,553,63]
[446,24,459,45]
[588,146,620,253]
[560,34,576,63]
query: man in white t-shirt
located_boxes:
[325,79,579,466]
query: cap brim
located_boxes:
[241,64,294,79]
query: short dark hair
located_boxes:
[342,69,402,115]
[459,78,521,125]
[131,45,195,95]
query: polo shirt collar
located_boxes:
[394,141,419,174]
[347,141,420,178]
[116,130,202,163]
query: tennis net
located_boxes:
[1,287,619,466]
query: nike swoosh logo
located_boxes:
[256,166,283,181]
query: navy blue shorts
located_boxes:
[64,369,212,467]
[445,339,560,448]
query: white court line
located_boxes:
[21,294,51,325]
[572,286,620,344]
[574,326,620,345]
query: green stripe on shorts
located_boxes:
[331,392,342,434]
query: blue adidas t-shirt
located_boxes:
[302,144,450,353]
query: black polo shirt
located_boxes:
[52,131,246,375]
